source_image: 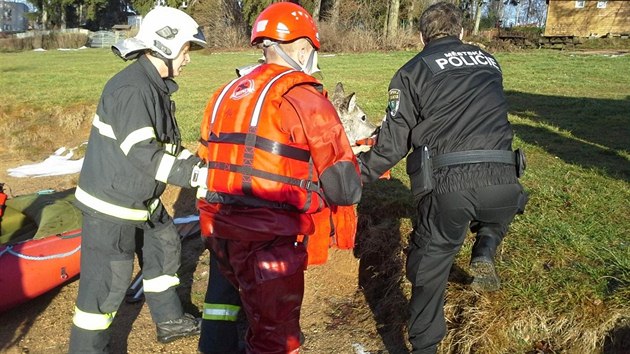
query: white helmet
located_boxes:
[112,6,206,61]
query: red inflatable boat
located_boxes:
[0,187,82,313]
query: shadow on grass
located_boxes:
[355,177,414,354]
[506,91,630,181]
[604,321,630,354]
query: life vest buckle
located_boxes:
[299,180,313,190]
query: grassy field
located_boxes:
[0,48,629,353]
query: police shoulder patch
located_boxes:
[388,89,400,117]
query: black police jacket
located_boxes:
[360,36,518,194]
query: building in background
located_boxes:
[127,15,141,27]
[0,0,29,33]
[545,0,630,37]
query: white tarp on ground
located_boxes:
[7,147,84,178]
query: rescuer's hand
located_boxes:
[351,145,372,155]
[352,135,377,155]
[191,164,208,199]
[190,164,208,188]
[196,185,208,199]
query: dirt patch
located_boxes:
[0,104,93,160]
[2,143,626,353]
[0,155,392,353]
[565,49,630,56]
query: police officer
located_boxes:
[69,7,208,352]
[358,2,527,353]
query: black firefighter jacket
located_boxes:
[360,36,519,195]
[75,55,200,223]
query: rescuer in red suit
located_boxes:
[195,3,362,353]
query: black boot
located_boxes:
[470,235,501,292]
[156,313,201,343]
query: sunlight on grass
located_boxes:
[1,48,628,353]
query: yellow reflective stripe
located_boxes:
[143,274,180,293]
[155,154,176,183]
[75,186,149,221]
[177,149,193,160]
[92,114,116,140]
[202,303,240,321]
[148,198,160,214]
[73,306,116,330]
[120,127,156,155]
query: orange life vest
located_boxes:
[199,64,325,214]
[198,64,359,265]
[0,183,6,220]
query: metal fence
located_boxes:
[15,28,90,38]
[88,30,117,48]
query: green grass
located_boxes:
[1,48,629,353]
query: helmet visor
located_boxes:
[190,27,207,48]
[111,37,149,61]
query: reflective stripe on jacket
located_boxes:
[75,55,200,222]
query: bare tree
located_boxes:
[330,0,340,26]
[527,0,547,26]
[312,0,321,21]
[487,0,505,26]
[386,0,400,38]
[191,0,247,47]
[407,0,415,29]
[473,0,482,34]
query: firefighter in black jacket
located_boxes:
[358,2,527,353]
[69,7,209,352]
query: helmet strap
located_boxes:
[268,42,301,71]
[266,40,317,75]
[167,59,174,78]
[303,50,317,75]
[151,50,175,78]
[158,57,175,78]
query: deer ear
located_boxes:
[332,83,344,107]
[347,93,357,111]
[335,82,345,95]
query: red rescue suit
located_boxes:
[197,64,361,254]
[197,64,362,353]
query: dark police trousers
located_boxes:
[406,183,525,353]
[198,251,243,354]
[69,211,184,353]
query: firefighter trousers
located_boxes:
[198,251,244,354]
[406,183,525,353]
[68,210,184,353]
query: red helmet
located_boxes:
[250,2,320,50]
